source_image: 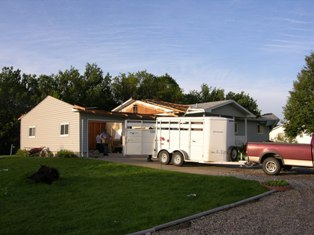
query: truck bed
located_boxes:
[247,142,312,161]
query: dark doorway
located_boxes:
[88,121,106,150]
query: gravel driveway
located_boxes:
[102,155,314,235]
[154,170,314,235]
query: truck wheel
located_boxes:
[172,152,184,166]
[227,147,238,161]
[159,150,171,165]
[262,157,281,175]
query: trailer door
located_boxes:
[208,118,229,162]
[124,120,156,155]
[189,119,204,161]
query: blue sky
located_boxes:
[1,0,314,119]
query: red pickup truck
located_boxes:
[246,135,314,175]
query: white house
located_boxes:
[269,125,312,144]
[19,96,154,156]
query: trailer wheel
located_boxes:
[158,150,171,165]
[262,157,281,175]
[172,152,184,166]
[227,147,238,161]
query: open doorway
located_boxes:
[88,121,106,150]
[88,121,123,153]
[106,122,123,153]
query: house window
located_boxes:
[133,104,138,113]
[257,124,264,134]
[60,123,69,136]
[29,126,36,137]
[234,123,238,134]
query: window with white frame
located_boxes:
[257,124,264,134]
[29,126,36,137]
[60,123,69,136]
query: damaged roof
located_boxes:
[143,99,189,113]
[73,105,156,120]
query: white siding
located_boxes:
[20,96,80,154]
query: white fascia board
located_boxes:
[111,98,135,112]
[185,108,205,115]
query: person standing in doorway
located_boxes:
[96,133,102,153]
[101,130,111,156]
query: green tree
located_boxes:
[51,64,116,110]
[155,73,183,102]
[37,74,58,102]
[54,66,84,105]
[83,63,115,110]
[182,90,202,104]
[0,67,35,154]
[283,53,314,137]
[136,71,157,99]
[226,91,261,116]
[200,84,225,102]
[111,71,183,104]
[182,84,224,104]
[111,72,139,103]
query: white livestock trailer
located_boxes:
[124,117,239,166]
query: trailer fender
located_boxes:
[172,150,189,160]
[172,151,186,166]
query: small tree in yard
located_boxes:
[283,52,314,138]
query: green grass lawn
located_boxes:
[0,156,267,235]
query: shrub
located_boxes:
[18,147,54,158]
[47,151,54,158]
[15,149,30,157]
[56,150,78,158]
